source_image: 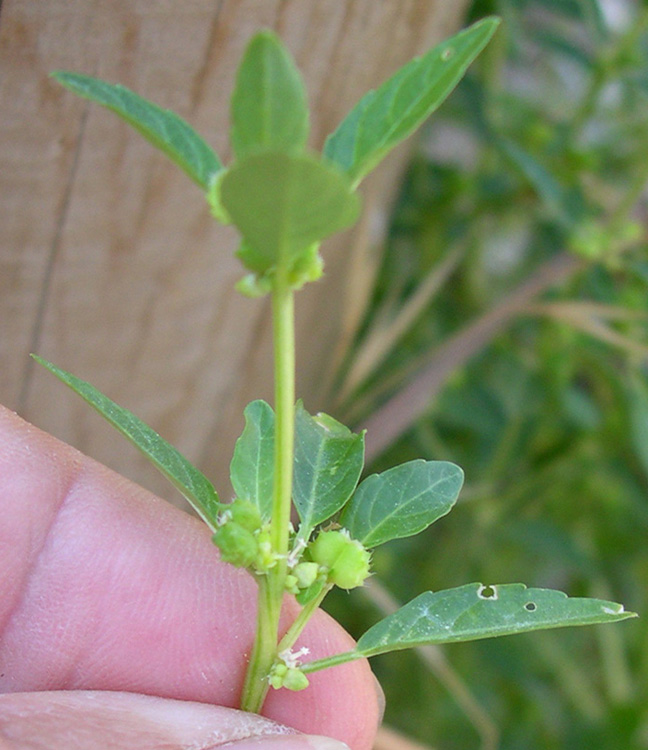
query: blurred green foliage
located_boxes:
[326,1,648,748]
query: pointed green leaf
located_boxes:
[340,459,463,548]
[355,583,636,657]
[33,356,221,530]
[323,17,500,184]
[220,151,360,276]
[52,71,223,190]
[293,403,364,538]
[231,31,309,159]
[230,400,275,520]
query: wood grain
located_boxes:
[0,0,469,507]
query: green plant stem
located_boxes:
[240,576,282,711]
[240,273,296,712]
[301,649,363,674]
[277,584,334,654]
[270,275,296,558]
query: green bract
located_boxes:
[220,151,360,278]
[41,17,636,718]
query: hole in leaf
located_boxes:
[441,48,454,61]
[524,602,537,612]
[477,584,497,600]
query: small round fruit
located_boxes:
[292,561,319,589]
[213,522,258,568]
[309,530,370,589]
[283,668,309,691]
[228,499,263,532]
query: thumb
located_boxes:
[0,690,350,750]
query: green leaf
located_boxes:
[230,400,275,521]
[355,583,636,657]
[52,71,223,190]
[33,356,221,530]
[340,459,463,548]
[293,403,365,538]
[220,151,360,276]
[231,31,309,159]
[323,17,500,184]
[295,579,326,607]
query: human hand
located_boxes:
[0,405,381,749]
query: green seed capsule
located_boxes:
[282,668,309,691]
[293,561,320,589]
[213,522,258,568]
[309,530,370,589]
[227,499,263,532]
[285,574,299,594]
[268,661,288,689]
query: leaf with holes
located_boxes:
[355,583,636,656]
[52,72,223,190]
[230,400,275,521]
[323,17,500,184]
[302,583,636,671]
[293,402,365,539]
[33,356,222,530]
[231,31,309,159]
[339,459,463,548]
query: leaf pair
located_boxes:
[231,400,366,538]
[230,399,463,546]
[52,18,500,283]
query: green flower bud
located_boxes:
[235,273,273,298]
[228,499,263,532]
[213,522,258,568]
[255,527,278,572]
[283,668,309,691]
[285,574,299,594]
[293,561,320,589]
[268,662,288,690]
[309,530,370,589]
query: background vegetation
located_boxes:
[324,1,648,747]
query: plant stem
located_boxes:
[277,584,333,655]
[240,576,282,712]
[270,274,296,559]
[240,271,296,713]
[301,649,363,674]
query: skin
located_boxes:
[0,405,381,749]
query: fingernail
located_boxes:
[219,734,351,750]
